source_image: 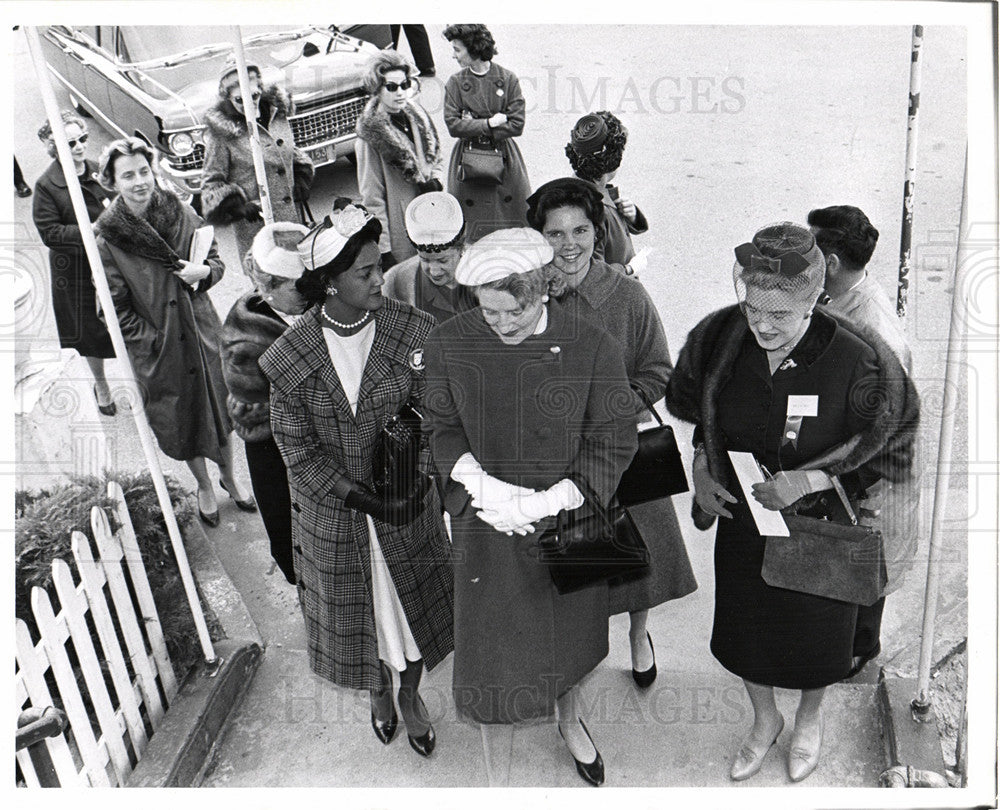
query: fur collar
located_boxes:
[95,188,186,266]
[203,85,292,140]
[355,97,440,184]
[665,304,919,486]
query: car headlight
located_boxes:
[168,131,197,156]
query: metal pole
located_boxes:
[896,24,923,318]
[912,148,968,714]
[24,26,217,665]
[228,26,274,224]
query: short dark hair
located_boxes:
[526,178,605,236]
[565,111,629,182]
[296,198,383,306]
[442,24,497,62]
[807,205,880,270]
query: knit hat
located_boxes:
[405,192,464,253]
[454,228,553,287]
[251,222,310,280]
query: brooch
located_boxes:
[778,357,797,371]
[408,349,425,371]
[496,88,504,97]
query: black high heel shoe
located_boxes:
[631,631,657,688]
[219,478,258,512]
[402,693,435,757]
[93,384,117,417]
[370,663,398,745]
[558,717,604,786]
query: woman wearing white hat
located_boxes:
[260,200,453,758]
[220,223,310,584]
[382,191,477,324]
[423,228,637,786]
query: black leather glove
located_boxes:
[416,178,443,194]
[243,201,264,223]
[343,475,430,527]
[293,177,311,203]
[380,251,396,269]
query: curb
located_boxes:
[126,518,265,787]
[875,670,949,787]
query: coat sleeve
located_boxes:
[354,139,393,254]
[200,135,245,223]
[269,383,354,501]
[487,72,526,141]
[422,329,475,514]
[627,205,649,235]
[98,241,160,348]
[628,286,673,411]
[32,181,82,249]
[566,331,639,506]
[443,77,490,140]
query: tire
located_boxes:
[68,93,92,118]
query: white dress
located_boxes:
[323,322,422,673]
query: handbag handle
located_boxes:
[565,473,616,533]
[829,475,859,526]
[633,387,664,427]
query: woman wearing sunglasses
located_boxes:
[31,110,117,416]
[355,50,444,269]
[202,63,315,260]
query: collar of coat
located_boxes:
[95,187,187,266]
[43,158,101,189]
[559,258,632,309]
[203,85,291,140]
[355,97,440,184]
[664,304,920,486]
[260,296,435,396]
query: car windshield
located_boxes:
[122,26,311,64]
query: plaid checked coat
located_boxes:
[259,299,454,691]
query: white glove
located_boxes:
[625,246,652,277]
[450,453,533,510]
[476,479,584,536]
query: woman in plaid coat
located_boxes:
[259,200,453,758]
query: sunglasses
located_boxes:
[66,133,89,148]
[231,89,262,105]
[383,78,415,93]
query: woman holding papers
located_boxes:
[95,137,254,527]
[665,222,918,783]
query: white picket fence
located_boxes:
[15,481,180,787]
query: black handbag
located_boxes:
[373,400,424,499]
[761,475,887,605]
[537,478,650,595]
[458,139,505,185]
[615,391,689,507]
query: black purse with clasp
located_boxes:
[373,400,425,500]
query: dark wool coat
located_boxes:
[259,300,454,691]
[558,260,697,614]
[423,300,638,723]
[31,159,115,358]
[201,86,314,258]
[96,190,232,463]
[355,98,444,260]
[444,62,532,241]
[382,255,478,325]
[664,304,920,593]
[220,292,289,443]
[592,182,648,266]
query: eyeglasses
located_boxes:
[383,78,414,93]
[67,133,89,148]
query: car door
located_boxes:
[101,27,166,145]
[41,26,113,116]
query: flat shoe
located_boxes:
[219,478,258,512]
[94,384,117,417]
[788,713,823,782]
[631,631,657,688]
[558,717,604,786]
[730,716,784,781]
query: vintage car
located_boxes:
[39,25,391,202]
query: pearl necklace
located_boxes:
[321,304,370,330]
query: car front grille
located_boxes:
[288,94,367,147]
[167,142,206,172]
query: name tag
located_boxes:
[786,394,818,417]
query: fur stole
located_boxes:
[203,85,292,141]
[355,97,440,184]
[95,188,187,267]
[664,304,920,487]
